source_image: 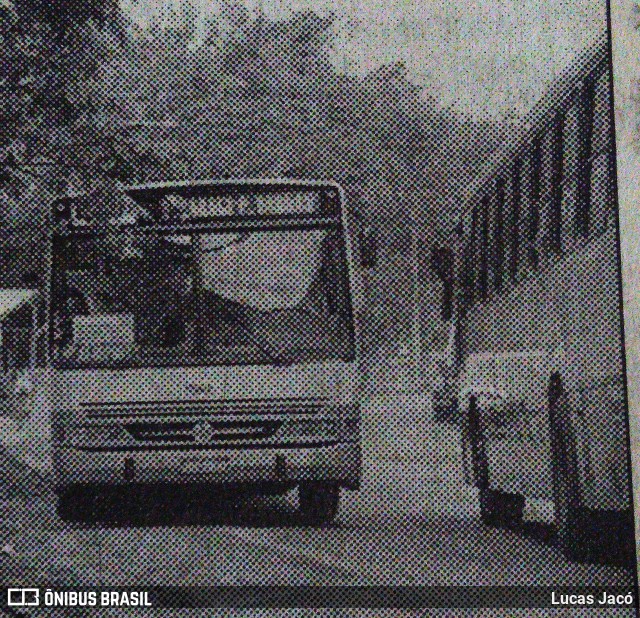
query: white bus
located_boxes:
[1,178,364,524]
[434,47,635,566]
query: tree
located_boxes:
[0,0,125,274]
[1,1,121,146]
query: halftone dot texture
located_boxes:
[0,1,637,614]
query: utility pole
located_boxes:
[407,158,423,406]
[411,219,421,387]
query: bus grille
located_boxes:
[124,420,282,444]
[83,397,329,419]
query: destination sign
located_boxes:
[54,184,340,228]
[159,190,324,220]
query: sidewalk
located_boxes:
[342,380,481,526]
[0,445,75,590]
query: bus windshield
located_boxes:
[50,219,355,369]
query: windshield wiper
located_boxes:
[224,310,292,366]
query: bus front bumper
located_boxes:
[54,442,361,492]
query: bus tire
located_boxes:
[548,373,590,563]
[298,482,340,526]
[550,448,635,566]
[550,456,585,562]
[479,487,525,530]
[546,377,633,566]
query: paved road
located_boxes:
[0,389,635,615]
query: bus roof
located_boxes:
[0,289,37,321]
[54,178,345,202]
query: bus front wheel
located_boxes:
[56,487,93,523]
[298,482,340,526]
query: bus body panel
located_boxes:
[44,178,363,494]
[51,362,361,492]
[49,360,359,410]
[460,226,629,511]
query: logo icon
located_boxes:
[7,588,39,606]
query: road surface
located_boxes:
[0,376,635,615]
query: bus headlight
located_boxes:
[82,425,125,444]
[286,416,358,441]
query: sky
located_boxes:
[120,0,608,121]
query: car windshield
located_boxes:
[50,222,355,369]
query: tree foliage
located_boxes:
[1,1,495,230]
[88,4,454,228]
[0,0,124,178]
[0,0,127,236]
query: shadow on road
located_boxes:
[58,484,336,530]
[519,520,556,546]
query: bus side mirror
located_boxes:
[360,225,377,269]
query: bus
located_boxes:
[433,44,636,566]
[1,178,364,525]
